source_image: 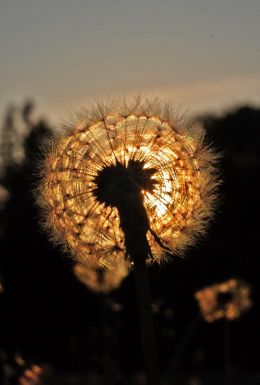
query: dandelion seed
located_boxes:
[37,97,219,267]
[195,278,252,322]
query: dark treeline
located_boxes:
[0,102,259,384]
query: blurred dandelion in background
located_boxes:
[37,97,219,267]
[73,259,130,293]
[195,278,252,322]
[18,364,43,385]
[0,185,9,210]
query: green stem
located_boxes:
[133,254,160,385]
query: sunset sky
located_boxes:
[1,0,259,121]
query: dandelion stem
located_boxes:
[164,316,201,383]
[133,253,160,385]
[224,320,232,385]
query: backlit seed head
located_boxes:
[73,259,130,293]
[37,97,219,267]
[195,278,252,322]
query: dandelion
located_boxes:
[195,278,252,322]
[37,97,219,267]
[0,185,9,209]
[73,259,130,293]
[18,365,43,385]
[37,97,219,385]
[195,279,252,385]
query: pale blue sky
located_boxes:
[1,0,259,121]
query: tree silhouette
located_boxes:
[0,102,95,368]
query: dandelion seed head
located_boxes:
[73,259,130,293]
[195,278,252,322]
[37,97,219,267]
